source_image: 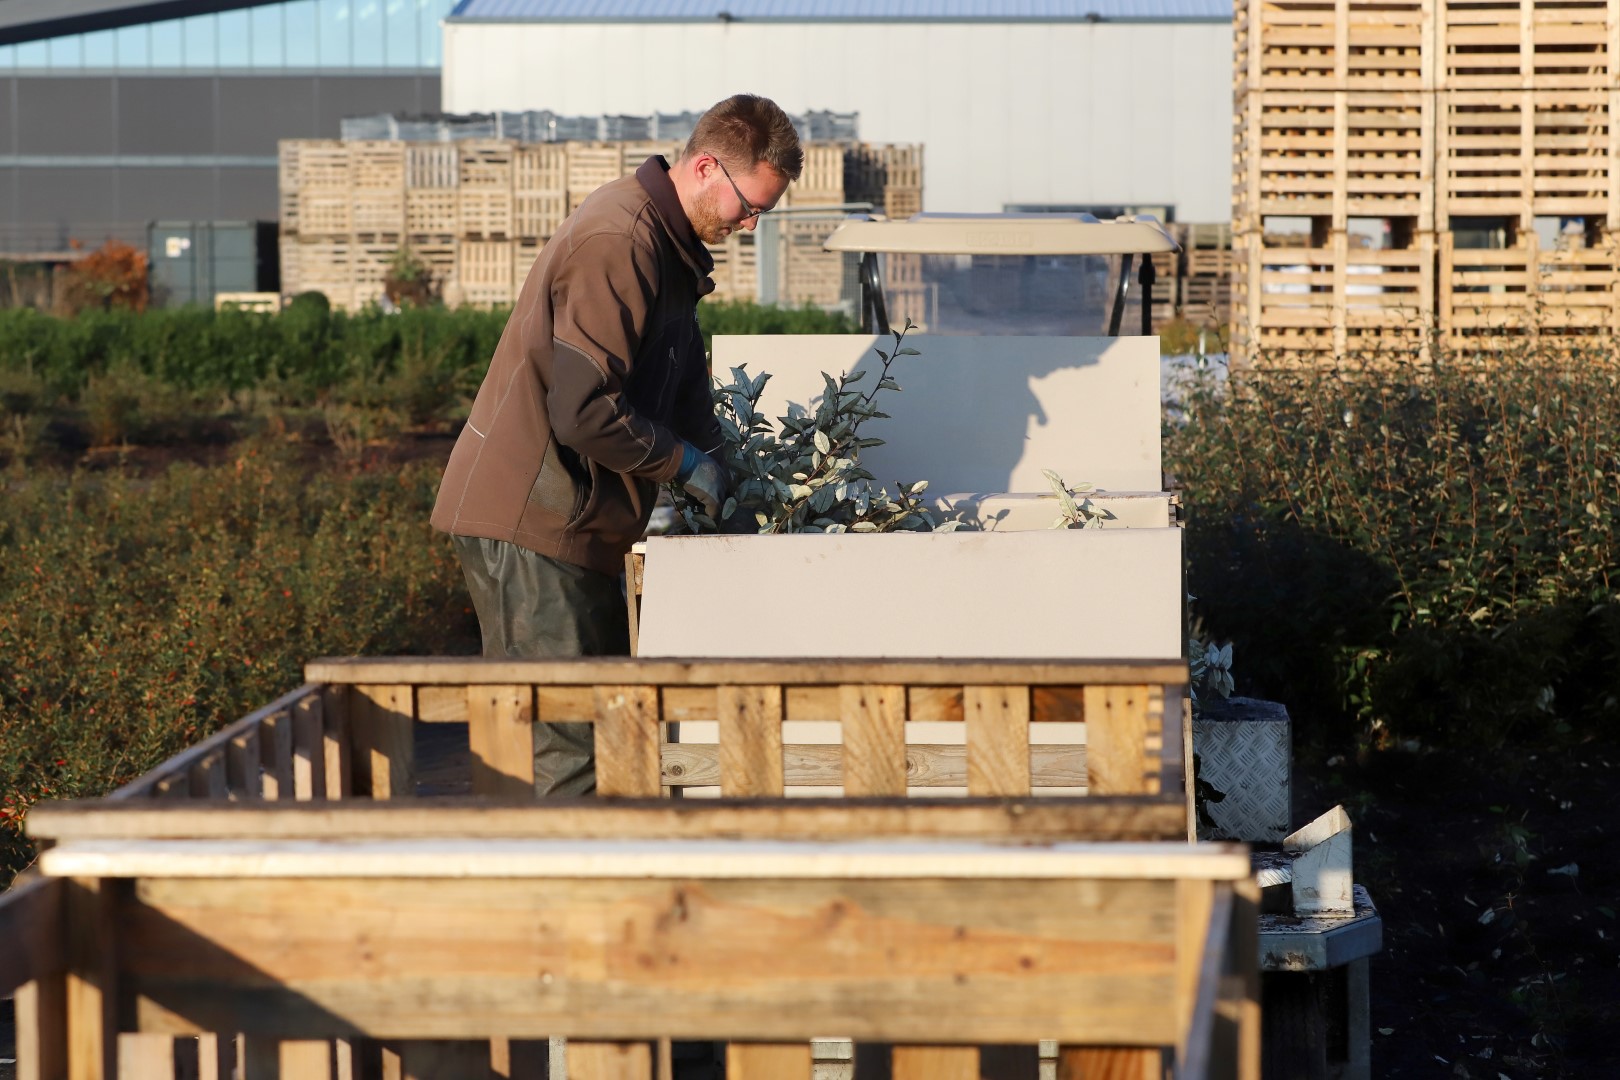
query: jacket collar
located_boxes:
[636,155,716,295]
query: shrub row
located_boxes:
[1168,347,1620,749]
[0,444,478,883]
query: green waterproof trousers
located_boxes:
[452,535,630,797]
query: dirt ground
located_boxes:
[1296,735,1620,1077]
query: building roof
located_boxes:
[0,0,271,46]
[448,0,1233,23]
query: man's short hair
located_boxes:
[683,94,803,182]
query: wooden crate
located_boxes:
[1233,90,1434,231]
[618,139,683,175]
[1234,0,1431,94]
[513,239,544,290]
[1436,88,1620,230]
[351,193,404,238]
[457,239,515,307]
[798,142,848,193]
[351,243,399,308]
[295,140,350,192]
[295,193,351,238]
[512,143,568,193]
[567,142,625,204]
[845,143,925,204]
[1436,0,1620,90]
[459,188,514,239]
[884,185,923,220]
[349,140,405,191]
[405,144,459,190]
[512,191,567,240]
[1439,229,1620,339]
[281,239,353,309]
[458,139,516,190]
[277,141,301,234]
[405,188,459,236]
[779,217,848,306]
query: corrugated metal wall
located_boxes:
[442,20,1233,222]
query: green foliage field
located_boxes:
[1167,346,1620,749]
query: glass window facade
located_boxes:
[0,0,456,71]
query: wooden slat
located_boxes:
[16,975,68,1080]
[279,1040,335,1079]
[116,1034,184,1080]
[660,743,1084,789]
[467,685,536,798]
[1084,686,1162,796]
[1178,884,1232,1080]
[491,1037,548,1080]
[292,695,328,802]
[239,1035,279,1078]
[1054,1047,1162,1079]
[197,1033,233,1080]
[351,685,415,800]
[123,876,1185,1044]
[259,710,294,802]
[717,686,784,796]
[306,658,1188,688]
[152,775,189,801]
[66,878,116,1080]
[321,685,351,800]
[398,1040,492,1079]
[568,1041,653,1080]
[1232,880,1262,1080]
[189,749,228,800]
[592,686,662,797]
[727,1042,812,1079]
[29,798,1190,843]
[964,686,1031,796]
[840,685,907,795]
[227,728,262,800]
[892,1046,978,1079]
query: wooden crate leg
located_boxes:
[891,1046,977,1080]
[727,1043,811,1079]
[196,1033,234,1080]
[65,878,116,1080]
[116,1035,182,1080]
[1055,1047,1163,1079]
[16,975,68,1080]
[567,1042,653,1080]
[492,1037,550,1080]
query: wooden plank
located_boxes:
[726,1043,812,1080]
[280,1040,335,1079]
[398,1040,492,1079]
[625,551,642,657]
[305,658,1188,688]
[717,686,785,796]
[122,876,1184,1044]
[892,1047,977,1079]
[491,1038,547,1080]
[66,878,117,1080]
[1054,1047,1162,1079]
[0,875,64,995]
[227,728,262,800]
[197,1034,233,1080]
[240,1035,280,1079]
[292,695,328,802]
[260,710,295,802]
[1083,686,1162,796]
[321,685,352,800]
[964,686,1031,796]
[840,685,907,795]
[592,686,662,797]
[117,1034,183,1080]
[1232,880,1261,1080]
[189,749,228,800]
[109,686,321,801]
[467,685,536,798]
[351,685,415,800]
[16,974,68,1080]
[662,743,1085,789]
[28,797,1191,843]
[568,1042,652,1080]
[1177,884,1231,1080]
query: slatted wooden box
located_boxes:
[0,658,1260,1080]
[1436,0,1620,91]
[1234,0,1432,94]
[1439,229,1620,340]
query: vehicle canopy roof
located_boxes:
[822,213,1180,257]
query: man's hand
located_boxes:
[676,442,729,519]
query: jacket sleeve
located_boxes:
[545,231,685,482]
[671,329,725,458]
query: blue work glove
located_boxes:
[676,441,728,519]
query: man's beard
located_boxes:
[689,185,730,245]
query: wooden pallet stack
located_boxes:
[279,139,923,312]
[1233,0,1620,361]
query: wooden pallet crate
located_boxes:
[405,144,459,190]
[458,139,516,190]
[295,140,350,192]
[1235,0,1432,94]
[782,185,846,209]
[457,239,515,307]
[406,188,459,236]
[294,194,351,238]
[513,239,544,289]
[567,142,626,196]
[349,140,405,191]
[459,188,514,239]
[1436,0,1620,90]
[779,218,848,306]
[727,231,758,300]
[1233,90,1434,231]
[415,241,459,299]
[277,142,302,233]
[351,193,404,238]
[513,191,567,239]
[617,139,683,176]
[3,658,1234,1080]
[1439,229,1620,337]
[280,239,353,308]
[512,143,568,193]
[799,142,848,193]
[884,185,923,220]
[1436,88,1620,229]
[845,144,924,203]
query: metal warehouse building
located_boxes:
[442,0,1236,224]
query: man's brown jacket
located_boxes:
[431,156,724,575]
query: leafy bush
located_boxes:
[1168,343,1620,749]
[0,444,478,882]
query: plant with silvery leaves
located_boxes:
[668,319,958,536]
[1040,469,1111,529]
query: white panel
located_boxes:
[711,334,1163,492]
[442,20,1235,222]
[635,529,1184,660]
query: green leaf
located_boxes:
[813,429,831,454]
[850,521,879,532]
[897,348,920,356]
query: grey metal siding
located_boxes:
[118,76,219,155]
[215,76,315,154]
[17,77,117,154]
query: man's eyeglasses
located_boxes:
[713,156,770,221]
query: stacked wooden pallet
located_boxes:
[279,139,923,312]
[1233,0,1620,361]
